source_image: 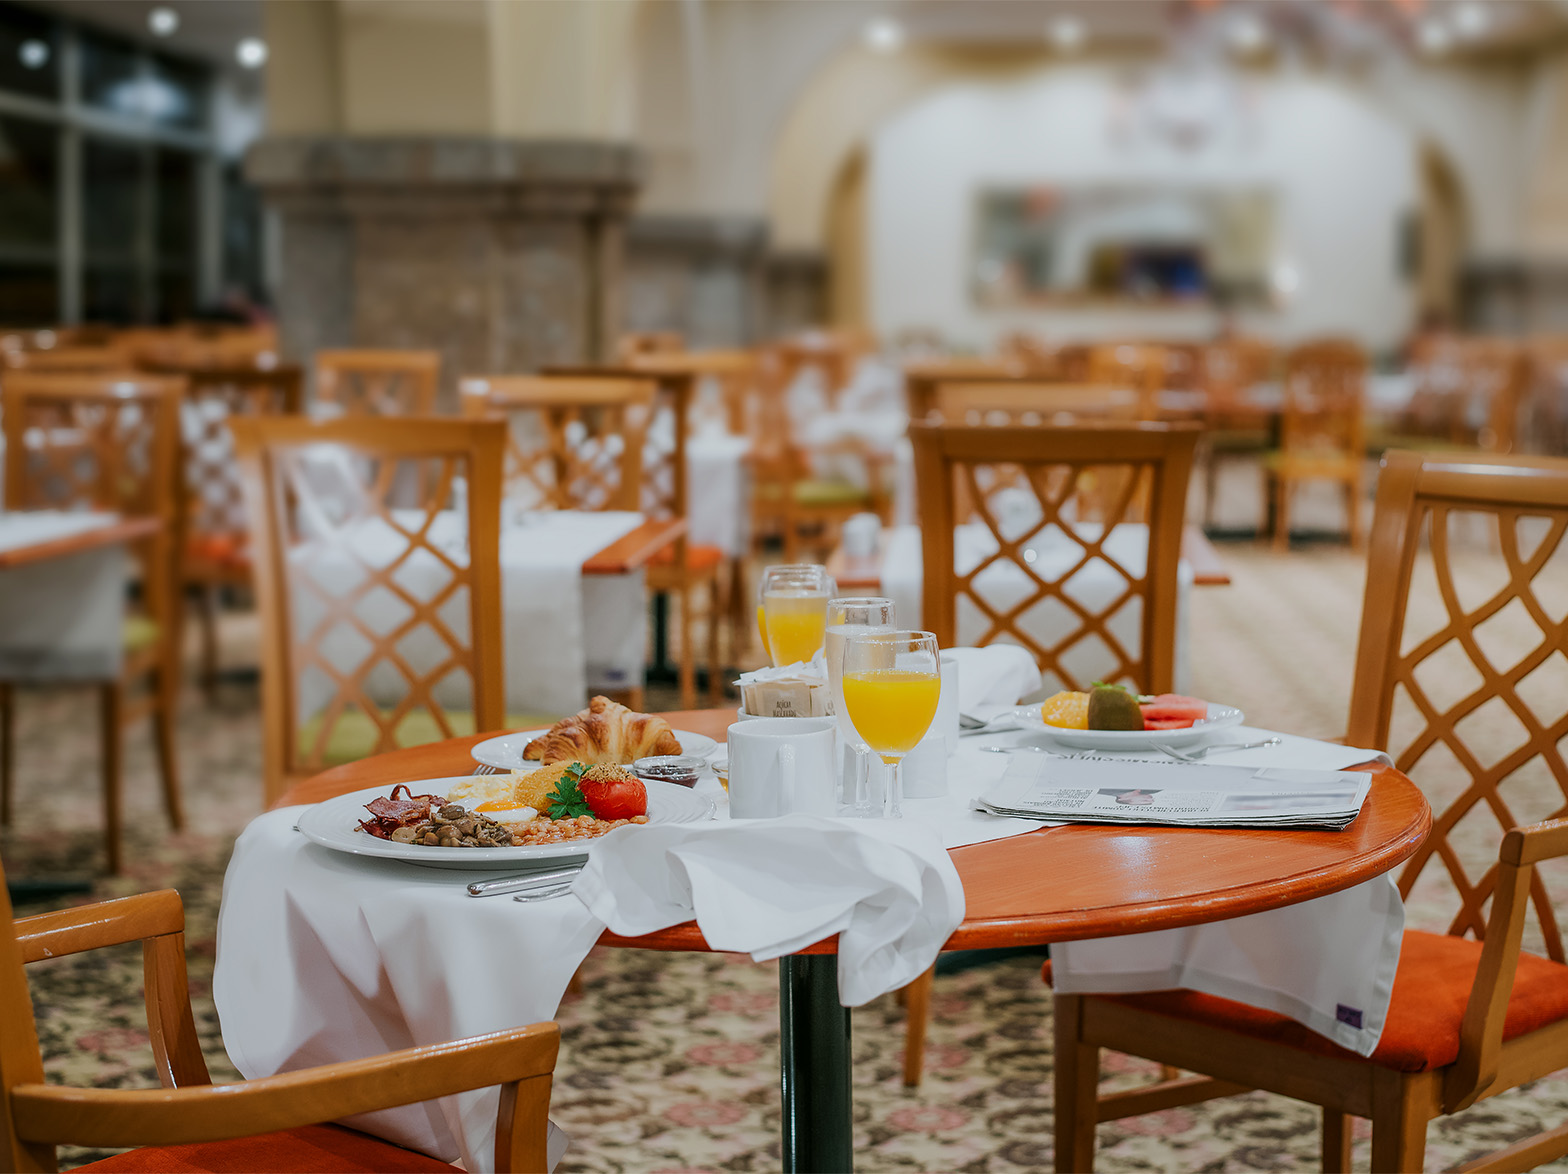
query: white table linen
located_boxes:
[0,512,126,680]
[686,428,752,557]
[879,522,1193,693]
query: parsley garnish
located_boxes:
[545,763,593,819]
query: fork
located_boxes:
[1152,738,1282,762]
[471,763,501,776]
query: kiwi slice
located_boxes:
[1087,683,1144,731]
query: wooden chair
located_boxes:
[1,346,130,373]
[628,349,760,438]
[1266,338,1368,551]
[314,349,441,417]
[0,856,559,1173]
[932,381,1143,426]
[903,357,1025,422]
[457,375,653,513]
[614,331,683,362]
[1389,338,1529,456]
[175,364,305,698]
[1054,449,1568,1173]
[0,373,185,875]
[901,421,1199,1085]
[1196,337,1276,528]
[1088,343,1166,418]
[232,416,506,806]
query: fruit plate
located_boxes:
[1004,702,1245,750]
[470,728,719,772]
[296,778,715,871]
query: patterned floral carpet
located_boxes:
[7,536,1568,1172]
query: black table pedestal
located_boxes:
[779,954,853,1173]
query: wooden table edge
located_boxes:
[582,517,687,576]
[0,516,162,570]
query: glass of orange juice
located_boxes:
[841,630,941,819]
[757,564,834,667]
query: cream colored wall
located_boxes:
[263,0,343,134]
[339,0,490,135]
[1522,49,1568,257]
[489,0,639,139]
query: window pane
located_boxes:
[0,262,57,323]
[157,268,195,323]
[0,4,59,101]
[148,53,208,130]
[156,147,195,262]
[83,136,141,259]
[80,29,139,116]
[0,114,57,250]
[83,265,139,322]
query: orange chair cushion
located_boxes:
[1045,929,1568,1074]
[185,534,250,571]
[74,1123,460,1173]
[648,542,724,571]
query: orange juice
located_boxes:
[762,590,827,665]
[841,669,941,762]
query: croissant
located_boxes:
[523,696,682,764]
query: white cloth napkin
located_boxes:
[941,645,1041,712]
[213,809,586,1172]
[879,522,1194,692]
[571,815,965,1006]
[1052,876,1405,1056]
[0,512,126,681]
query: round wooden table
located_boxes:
[278,708,1432,1173]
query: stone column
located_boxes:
[623,215,770,347]
[246,137,640,404]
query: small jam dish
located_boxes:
[631,754,709,789]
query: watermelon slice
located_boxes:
[1139,694,1209,730]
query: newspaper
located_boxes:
[975,753,1372,831]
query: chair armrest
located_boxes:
[1502,817,1568,866]
[14,890,183,964]
[11,1021,560,1149]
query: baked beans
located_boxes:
[510,814,649,845]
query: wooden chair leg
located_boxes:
[1322,1108,1353,1173]
[677,584,696,711]
[153,667,184,832]
[1053,994,1099,1173]
[0,682,13,826]
[100,683,123,876]
[1347,472,1366,550]
[707,576,724,707]
[1272,477,1292,552]
[1370,1071,1429,1173]
[1203,446,1219,528]
[901,964,935,1087]
[729,558,749,659]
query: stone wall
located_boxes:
[246,137,640,406]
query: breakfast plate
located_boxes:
[1004,702,1245,750]
[296,777,715,870]
[470,728,719,772]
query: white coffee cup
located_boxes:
[726,718,837,818]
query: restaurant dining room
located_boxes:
[10,0,1568,1171]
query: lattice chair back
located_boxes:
[179,365,303,571]
[1198,337,1275,405]
[314,349,441,417]
[629,349,761,438]
[1349,450,1568,960]
[233,416,506,802]
[2,345,130,373]
[933,380,1142,427]
[1280,337,1366,456]
[458,375,653,515]
[911,421,1198,693]
[1,372,184,646]
[1087,343,1165,418]
[904,358,1024,422]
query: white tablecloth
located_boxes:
[686,430,752,558]
[293,510,645,720]
[878,522,1192,693]
[0,511,126,680]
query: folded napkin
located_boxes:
[942,645,1041,713]
[572,816,965,1006]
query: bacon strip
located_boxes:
[356,784,448,839]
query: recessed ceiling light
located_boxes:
[1453,2,1489,38]
[17,39,48,69]
[1418,18,1453,54]
[148,7,179,37]
[1049,16,1086,53]
[236,37,267,68]
[863,17,905,54]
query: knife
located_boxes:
[466,865,583,897]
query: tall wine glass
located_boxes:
[757,564,834,667]
[841,630,941,819]
[825,597,895,814]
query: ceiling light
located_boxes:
[1226,13,1268,54]
[148,7,179,36]
[17,39,48,69]
[1049,15,1086,52]
[235,37,267,68]
[863,17,904,54]
[1417,19,1453,54]
[1453,2,1489,38]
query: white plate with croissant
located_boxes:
[471,695,719,772]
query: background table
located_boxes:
[277,708,1430,1173]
